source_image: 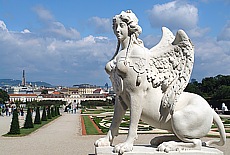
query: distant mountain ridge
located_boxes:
[0,79,54,87]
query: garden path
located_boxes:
[0,110,229,154]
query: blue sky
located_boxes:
[0,0,230,86]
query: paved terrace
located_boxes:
[0,111,229,155]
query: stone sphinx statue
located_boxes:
[95,10,226,154]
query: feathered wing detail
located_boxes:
[148,27,194,114]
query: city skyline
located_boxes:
[0,0,229,86]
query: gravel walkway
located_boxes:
[0,110,100,155]
[0,110,229,155]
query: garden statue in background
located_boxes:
[222,103,228,114]
[95,10,226,154]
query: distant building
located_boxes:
[37,91,65,101]
[7,86,34,94]
[72,84,99,95]
[9,94,37,103]
[7,83,114,106]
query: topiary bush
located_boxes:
[8,109,20,134]
[54,106,58,116]
[57,107,60,115]
[34,107,41,124]
[47,106,52,119]
[51,107,55,117]
[24,108,34,128]
[41,106,47,121]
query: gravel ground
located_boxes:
[0,110,229,155]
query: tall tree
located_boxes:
[41,89,48,94]
[0,89,9,103]
[213,85,230,99]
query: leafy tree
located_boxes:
[201,77,217,97]
[184,75,230,109]
[215,75,230,87]
[0,89,9,103]
[41,106,47,121]
[34,107,41,124]
[185,75,230,100]
[81,100,113,108]
[24,108,34,128]
[185,80,202,96]
[41,89,48,94]
[0,98,3,104]
[213,85,230,99]
[14,101,22,108]
[33,100,66,107]
[8,109,20,134]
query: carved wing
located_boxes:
[148,27,194,114]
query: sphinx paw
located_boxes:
[157,141,181,153]
[95,137,111,147]
[114,142,133,154]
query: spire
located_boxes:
[22,70,26,86]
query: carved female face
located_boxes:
[113,18,129,42]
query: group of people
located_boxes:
[0,105,24,117]
[0,106,12,117]
[64,103,79,114]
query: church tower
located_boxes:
[22,70,26,86]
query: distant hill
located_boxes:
[0,79,54,87]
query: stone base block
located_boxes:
[95,145,223,155]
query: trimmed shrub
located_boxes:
[8,109,20,134]
[41,106,47,121]
[24,108,34,128]
[51,107,55,117]
[34,107,41,124]
[54,106,58,116]
[81,100,113,108]
[57,107,60,115]
[47,106,52,119]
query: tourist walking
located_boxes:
[8,107,12,116]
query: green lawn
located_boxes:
[82,116,100,135]
[82,108,230,138]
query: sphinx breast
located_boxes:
[116,59,128,75]
[105,59,116,74]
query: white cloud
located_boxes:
[147,1,198,30]
[21,29,31,33]
[141,34,161,49]
[48,21,81,40]
[0,20,8,31]
[1,2,228,86]
[187,27,210,38]
[192,37,230,81]
[33,5,53,22]
[88,16,111,34]
[217,20,230,41]
[33,5,80,40]
[0,20,115,86]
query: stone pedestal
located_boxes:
[95,145,223,155]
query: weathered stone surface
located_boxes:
[95,10,226,154]
[95,145,223,155]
